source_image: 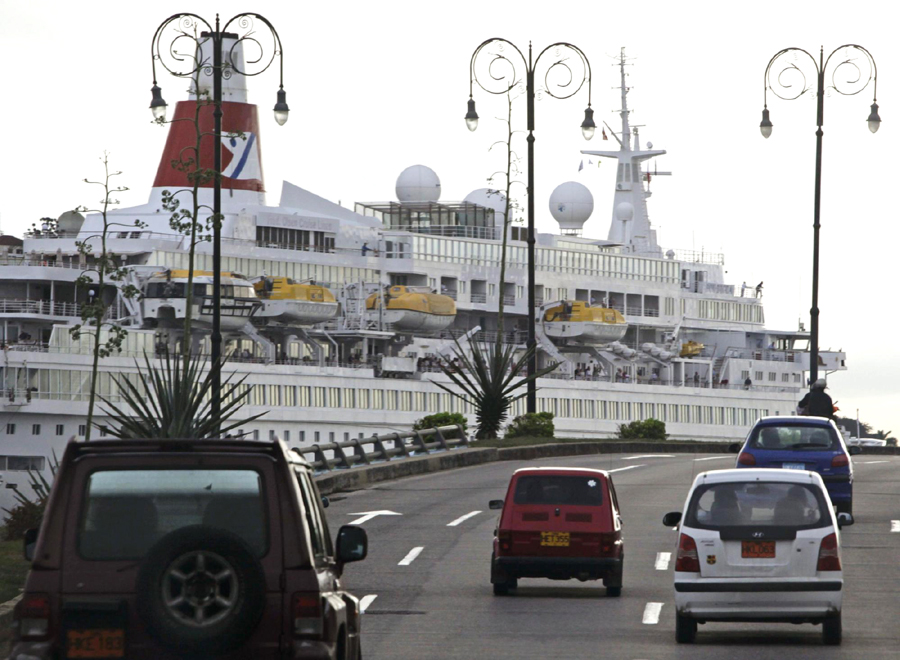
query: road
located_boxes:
[324,453,900,659]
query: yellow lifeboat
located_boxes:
[253,277,338,325]
[142,270,260,331]
[365,285,456,334]
[680,340,705,357]
[541,301,627,345]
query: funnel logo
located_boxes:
[222,133,261,181]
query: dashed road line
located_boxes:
[608,465,646,474]
[360,595,378,613]
[654,552,671,570]
[622,455,676,460]
[860,460,889,465]
[398,546,424,566]
[447,511,482,527]
[694,456,733,462]
[642,602,664,624]
[891,521,900,533]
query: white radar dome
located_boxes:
[57,210,85,234]
[396,165,441,203]
[464,188,507,225]
[615,202,634,222]
[549,181,593,235]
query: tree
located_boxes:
[69,153,143,441]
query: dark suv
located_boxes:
[11,438,367,660]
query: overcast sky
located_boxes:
[1,1,895,435]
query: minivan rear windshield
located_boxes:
[513,475,603,507]
[748,424,840,451]
[78,469,268,560]
[685,481,828,530]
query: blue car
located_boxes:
[732,416,861,514]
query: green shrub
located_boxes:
[413,412,467,439]
[617,418,668,441]
[2,499,44,541]
[505,412,555,439]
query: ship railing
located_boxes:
[0,299,81,317]
[293,424,468,472]
[470,293,487,304]
[0,256,85,269]
[725,347,800,363]
[672,249,726,266]
[502,295,516,306]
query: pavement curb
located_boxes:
[0,594,21,649]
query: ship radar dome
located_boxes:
[396,165,441,203]
[549,181,593,236]
[666,249,676,259]
[464,188,507,225]
[615,201,634,222]
[57,210,85,235]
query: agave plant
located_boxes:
[99,349,264,439]
[435,340,558,440]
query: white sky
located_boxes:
[1,1,896,436]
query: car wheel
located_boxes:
[823,613,842,645]
[493,581,510,596]
[606,586,622,598]
[137,526,266,656]
[836,500,852,516]
[675,612,697,644]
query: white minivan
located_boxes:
[663,469,853,645]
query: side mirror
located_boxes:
[23,527,38,562]
[727,443,741,454]
[321,496,330,508]
[848,446,862,456]
[335,525,368,564]
[837,512,854,529]
[489,500,504,510]
[662,511,682,527]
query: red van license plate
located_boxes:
[741,540,776,558]
[66,629,125,658]
[540,531,570,547]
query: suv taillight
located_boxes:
[15,593,51,640]
[817,533,841,571]
[292,592,324,638]
[737,452,756,466]
[674,533,701,573]
[831,453,850,468]
[498,530,512,553]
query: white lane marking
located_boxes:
[860,460,889,465]
[447,510,482,527]
[608,464,646,474]
[347,510,402,525]
[891,521,900,533]
[655,552,672,571]
[642,602,664,624]
[694,456,733,462]
[398,546,424,566]
[359,595,377,613]
[622,455,676,460]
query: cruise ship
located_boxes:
[0,44,845,509]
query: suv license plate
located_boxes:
[540,531,570,547]
[782,463,806,470]
[66,629,125,658]
[741,540,776,558]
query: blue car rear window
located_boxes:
[748,424,840,451]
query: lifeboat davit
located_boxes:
[142,270,261,331]
[253,277,338,325]
[365,285,456,334]
[542,301,628,345]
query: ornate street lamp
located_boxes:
[760,45,879,387]
[466,40,593,413]
[150,12,287,425]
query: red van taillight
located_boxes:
[817,533,841,571]
[737,452,756,466]
[15,593,51,640]
[498,530,512,553]
[674,534,700,573]
[831,453,850,468]
[292,592,324,638]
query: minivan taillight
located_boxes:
[599,532,622,557]
[498,530,512,553]
[675,533,700,572]
[15,593,50,640]
[292,592,324,638]
[737,452,756,466]
[831,453,850,468]
[817,533,841,571]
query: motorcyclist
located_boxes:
[798,378,834,418]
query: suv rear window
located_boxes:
[78,469,268,560]
[513,475,603,507]
[686,481,828,530]
[748,424,839,450]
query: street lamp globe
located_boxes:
[465,97,479,132]
[867,102,881,134]
[759,107,773,139]
[150,84,168,121]
[581,106,596,140]
[274,88,290,126]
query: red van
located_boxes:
[489,467,624,596]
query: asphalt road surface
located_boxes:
[324,453,900,660]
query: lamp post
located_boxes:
[150,13,288,425]
[467,39,594,413]
[760,45,879,386]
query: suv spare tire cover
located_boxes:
[137,525,266,656]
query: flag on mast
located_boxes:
[601,127,608,140]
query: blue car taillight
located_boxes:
[831,453,849,468]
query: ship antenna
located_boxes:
[618,47,632,151]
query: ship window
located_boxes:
[5,423,15,435]
[56,424,64,436]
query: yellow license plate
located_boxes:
[741,540,776,558]
[540,531,570,547]
[66,629,125,658]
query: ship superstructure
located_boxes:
[0,44,846,510]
